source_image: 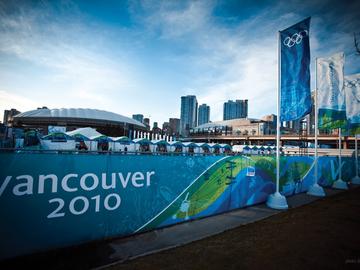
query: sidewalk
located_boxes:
[100,188,342,268]
[1,187,357,270]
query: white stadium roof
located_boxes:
[14,108,145,128]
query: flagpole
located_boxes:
[307,58,325,196]
[332,127,348,189]
[352,134,360,184]
[339,128,342,180]
[276,57,281,194]
[266,31,288,210]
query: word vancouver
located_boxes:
[0,171,156,197]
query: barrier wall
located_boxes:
[0,152,356,260]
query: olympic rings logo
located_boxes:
[283,30,308,48]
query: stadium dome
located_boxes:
[13,108,146,136]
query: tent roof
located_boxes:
[70,133,91,141]
[42,132,74,140]
[110,136,132,143]
[133,138,151,144]
[90,135,113,142]
[151,139,169,145]
[219,144,231,149]
[207,143,220,148]
[269,146,283,149]
[195,142,209,147]
[182,142,197,147]
[66,127,102,139]
[168,141,184,146]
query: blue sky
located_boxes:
[0,0,359,126]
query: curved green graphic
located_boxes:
[136,155,354,233]
[135,156,236,232]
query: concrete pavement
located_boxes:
[97,187,344,269]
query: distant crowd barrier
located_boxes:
[0,151,357,260]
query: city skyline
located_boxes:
[198,103,210,126]
[180,95,198,136]
[0,0,359,126]
[223,99,248,121]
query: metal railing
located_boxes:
[0,147,355,157]
[0,147,235,157]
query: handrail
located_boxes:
[0,148,234,156]
[0,147,354,157]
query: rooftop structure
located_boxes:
[191,117,275,136]
[13,108,146,137]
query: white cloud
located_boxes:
[0,90,40,120]
[1,0,359,126]
[0,1,139,119]
[136,1,282,121]
[146,1,212,39]
[134,0,360,123]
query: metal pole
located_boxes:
[339,127,342,180]
[266,31,288,209]
[307,58,325,196]
[356,135,359,178]
[314,58,318,183]
[276,31,281,194]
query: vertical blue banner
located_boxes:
[280,17,311,121]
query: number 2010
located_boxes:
[47,193,121,219]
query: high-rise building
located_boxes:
[180,95,198,137]
[223,99,248,120]
[3,108,21,126]
[198,104,210,126]
[162,122,171,135]
[132,114,144,123]
[169,118,180,136]
[143,118,150,129]
[152,122,161,135]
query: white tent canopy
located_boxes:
[40,132,76,151]
[66,127,102,139]
[66,127,101,151]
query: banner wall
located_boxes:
[0,152,356,260]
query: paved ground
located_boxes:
[107,186,360,270]
[1,186,359,270]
